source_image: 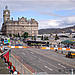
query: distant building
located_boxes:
[1,6,38,37]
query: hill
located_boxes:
[38,25,75,34]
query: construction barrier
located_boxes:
[6,46,27,48]
[41,47,75,52]
[41,47,46,49]
[0,46,75,52]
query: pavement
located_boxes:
[9,54,34,74]
[11,48,75,74]
[0,58,10,74]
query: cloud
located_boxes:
[0,0,75,12]
[0,18,2,22]
[0,0,75,29]
[38,19,62,29]
[38,11,63,17]
[38,15,75,29]
[62,16,75,25]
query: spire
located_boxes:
[5,5,8,10]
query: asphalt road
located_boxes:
[11,48,75,74]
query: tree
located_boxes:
[9,34,12,37]
[31,36,34,40]
[21,34,24,37]
[44,36,49,40]
[34,36,36,40]
[50,33,52,38]
[41,35,43,40]
[18,33,20,37]
[23,32,29,39]
[15,34,18,37]
[55,34,59,40]
[13,34,16,37]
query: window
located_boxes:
[29,27,31,30]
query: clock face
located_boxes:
[6,12,8,14]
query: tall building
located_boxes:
[1,6,38,37]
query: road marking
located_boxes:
[22,52,25,55]
[29,49,75,68]
[38,58,59,70]
[44,66,53,71]
[48,63,58,69]
[39,58,41,60]
[31,52,34,54]
[58,63,66,68]
[11,54,33,74]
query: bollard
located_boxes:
[71,69,73,74]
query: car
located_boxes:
[66,51,75,58]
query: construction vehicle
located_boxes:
[66,51,75,58]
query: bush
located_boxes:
[9,34,12,37]
[55,34,59,40]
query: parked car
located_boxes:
[66,51,75,58]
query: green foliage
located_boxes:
[31,36,34,40]
[34,37,36,40]
[9,34,12,37]
[44,36,49,40]
[18,33,20,37]
[22,32,29,39]
[21,35,24,37]
[50,33,52,37]
[28,36,32,37]
[41,35,43,40]
[55,34,59,40]
[38,36,42,38]
[13,34,16,37]
[15,34,18,37]
[13,34,18,37]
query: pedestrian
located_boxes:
[10,69,13,74]
[13,71,17,74]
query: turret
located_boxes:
[3,5,10,24]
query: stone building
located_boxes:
[1,6,38,37]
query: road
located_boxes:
[11,48,75,74]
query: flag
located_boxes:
[3,51,9,62]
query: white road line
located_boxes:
[22,52,25,55]
[58,63,66,68]
[48,63,58,69]
[44,66,53,71]
[31,52,34,54]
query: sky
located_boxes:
[0,0,75,30]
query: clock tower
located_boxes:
[3,5,10,24]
